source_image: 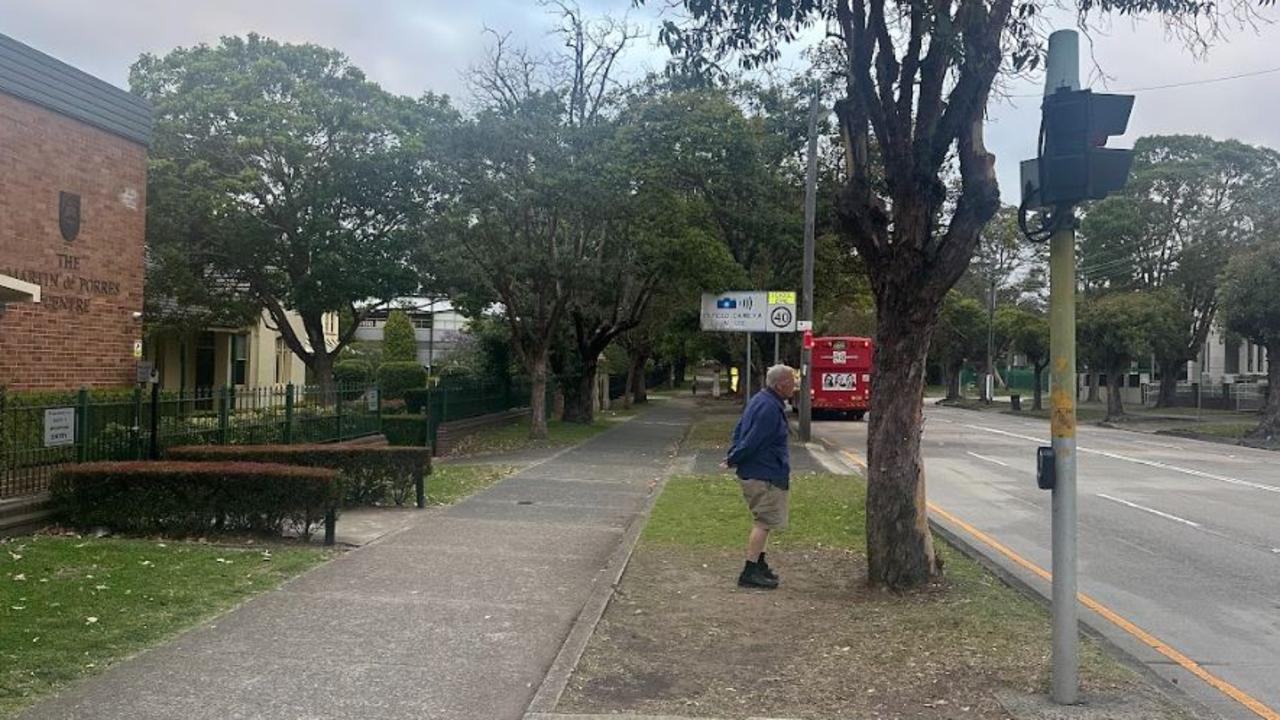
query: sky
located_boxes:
[2,0,1277,202]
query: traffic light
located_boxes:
[1036,88,1135,205]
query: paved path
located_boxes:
[815,404,1280,720]
[19,401,691,720]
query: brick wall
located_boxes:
[0,92,147,390]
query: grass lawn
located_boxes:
[682,415,739,450]
[1164,422,1258,441]
[444,416,617,457]
[560,472,1187,719]
[1,535,326,716]
[426,464,516,505]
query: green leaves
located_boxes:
[134,35,452,377]
[1220,241,1280,350]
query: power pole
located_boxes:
[1045,30,1080,705]
[987,276,996,403]
[799,85,820,442]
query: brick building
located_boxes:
[0,33,151,390]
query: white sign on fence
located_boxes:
[44,407,75,448]
[700,291,797,333]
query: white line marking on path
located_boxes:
[1096,493,1202,528]
[966,451,1010,467]
[961,423,1280,494]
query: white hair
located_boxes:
[765,364,795,390]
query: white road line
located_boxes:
[1130,438,1185,450]
[1096,493,1202,528]
[966,451,1010,467]
[961,423,1280,494]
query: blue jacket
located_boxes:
[726,389,791,489]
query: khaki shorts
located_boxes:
[740,479,789,530]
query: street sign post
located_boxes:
[700,291,797,333]
[702,291,798,400]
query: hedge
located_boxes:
[167,444,431,507]
[403,388,431,415]
[382,414,429,448]
[378,361,427,400]
[334,359,373,384]
[50,461,340,539]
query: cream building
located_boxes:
[147,310,339,391]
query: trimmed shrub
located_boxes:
[378,361,426,401]
[403,387,431,415]
[167,445,432,507]
[382,310,418,362]
[50,461,340,538]
[334,359,373,384]
[382,414,428,448]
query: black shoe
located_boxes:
[758,552,779,582]
[738,560,779,589]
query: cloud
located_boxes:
[3,0,1275,203]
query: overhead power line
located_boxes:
[1008,65,1280,99]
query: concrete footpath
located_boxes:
[19,400,692,720]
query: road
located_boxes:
[815,404,1280,720]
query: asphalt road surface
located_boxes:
[815,403,1280,720]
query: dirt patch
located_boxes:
[560,547,1191,720]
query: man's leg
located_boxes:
[746,523,770,562]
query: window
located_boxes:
[360,319,377,328]
[231,334,250,386]
[412,317,433,329]
[274,338,292,384]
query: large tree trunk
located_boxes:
[1105,370,1126,422]
[1086,372,1100,403]
[529,351,550,440]
[1033,362,1046,412]
[561,357,599,424]
[1155,357,1181,408]
[1249,342,1280,441]
[944,362,962,401]
[630,352,650,404]
[623,362,636,409]
[866,314,940,590]
[310,352,336,403]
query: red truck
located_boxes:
[810,336,873,420]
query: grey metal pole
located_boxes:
[1046,29,1080,706]
[799,86,820,442]
[774,333,780,366]
[745,333,752,399]
[987,276,996,403]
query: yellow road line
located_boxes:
[840,449,867,469]
[826,435,1278,719]
[929,502,1280,720]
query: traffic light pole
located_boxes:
[1045,29,1080,706]
[799,86,820,442]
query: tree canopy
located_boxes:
[133,35,454,390]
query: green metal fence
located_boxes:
[959,367,1048,395]
[1,383,379,500]
[420,379,535,450]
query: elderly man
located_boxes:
[722,364,795,589]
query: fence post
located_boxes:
[217,385,230,445]
[149,382,161,460]
[75,387,89,463]
[132,386,143,459]
[284,383,295,445]
[335,384,344,440]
